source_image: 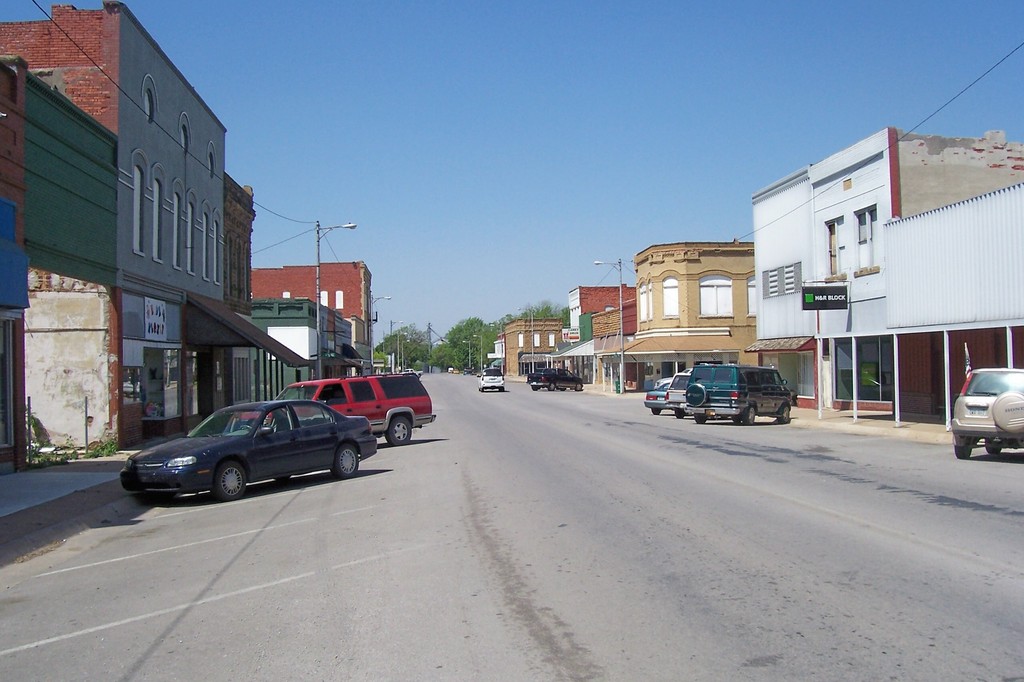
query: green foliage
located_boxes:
[377,301,574,372]
[375,324,431,371]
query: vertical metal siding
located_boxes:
[887,183,1024,327]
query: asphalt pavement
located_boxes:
[0,389,952,567]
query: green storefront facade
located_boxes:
[22,73,119,449]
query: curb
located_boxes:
[0,480,145,567]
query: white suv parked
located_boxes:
[479,368,505,392]
[951,368,1024,459]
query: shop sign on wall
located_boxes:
[145,297,167,341]
[801,285,849,311]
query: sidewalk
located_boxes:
[585,381,952,446]
[0,391,952,566]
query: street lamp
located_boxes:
[389,320,404,373]
[315,220,356,378]
[595,259,625,394]
[369,295,391,374]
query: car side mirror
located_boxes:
[258,425,274,436]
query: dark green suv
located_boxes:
[683,364,794,425]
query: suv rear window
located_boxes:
[377,375,429,399]
[483,368,503,377]
[965,371,1024,396]
[691,366,736,384]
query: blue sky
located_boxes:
[5,1,1024,335]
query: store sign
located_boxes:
[562,326,580,342]
[802,285,848,311]
[145,297,167,340]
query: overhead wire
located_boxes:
[25,0,318,242]
[736,37,1024,241]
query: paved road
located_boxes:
[1,373,1021,681]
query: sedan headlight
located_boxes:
[165,455,197,468]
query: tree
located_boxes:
[375,324,429,372]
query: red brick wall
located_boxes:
[121,401,143,448]
[0,4,120,132]
[578,285,634,315]
[252,262,367,321]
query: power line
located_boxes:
[25,0,317,236]
[737,37,1024,241]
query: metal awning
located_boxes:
[551,339,595,357]
[185,293,309,367]
[606,335,742,356]
[744,337,815,353]
[321,343,364,368]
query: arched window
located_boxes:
[171,191,182,269]
[747,276,757,316]
[662,277,679,318]
[143,89,155,122]
[179,117,190,154]
[201,211,210,280]
[207,144,216,179]
[699,275,733,317]
[638,283,648,322]
[132,165,145,254]
[185,199,195,274]
[151,177,163,261]
[214,217,223,284]
[142,75,157,123]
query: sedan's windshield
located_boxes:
[188,408,263,438]
[276,386,317,400]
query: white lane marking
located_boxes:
[35,506,376,578]
[2,545,427,657]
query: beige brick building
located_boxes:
[503,317,563,377]
[628,240,757,389]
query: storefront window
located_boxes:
[122,367,142,404]
[186,351,198,416]
[142,348,181,419]
[834,337,894,402]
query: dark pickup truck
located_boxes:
[527,368,584,392]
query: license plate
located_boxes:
[967,406,987,416]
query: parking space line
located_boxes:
[34,517,317,578]
[2,544,428,658]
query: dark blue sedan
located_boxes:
[121,400,377,502]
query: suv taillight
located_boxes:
[730,390,739,399]
[958,372,973,396]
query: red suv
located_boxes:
[277,374,435,445]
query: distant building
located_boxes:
[251,261,372,374]
[627,241,756,390]
[502,318,563,377]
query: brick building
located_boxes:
[251,262,372,372]
[223,174,254,316]
[502,318,564,377]
[627,240,757,390]
[2,2,303,445]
